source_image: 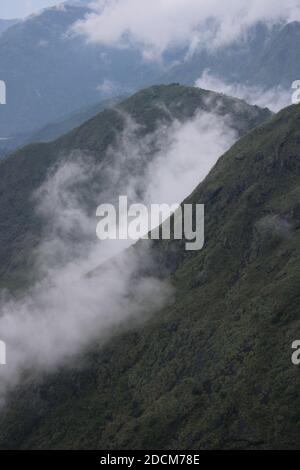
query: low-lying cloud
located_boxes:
[195,70,291,112]
[0,104,237,401]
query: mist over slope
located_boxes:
[0,102,299,450]
[0,84,270,291]
[0,84,271,409]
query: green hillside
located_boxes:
[0,98,300,449]
[0,84,270,291]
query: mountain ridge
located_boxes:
[0,84,271,290]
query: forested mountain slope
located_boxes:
[1,99,300,450]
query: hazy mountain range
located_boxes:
[163,21,300,89]
[0,3,163,138]
[0,4,299,147]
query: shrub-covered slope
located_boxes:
[1,103,300,449]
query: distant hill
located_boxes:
[25,97,124,143]
[0,19,18,36]
[0,96,125,155]
[162,21,300,90]
[0,9,298,141]
[250,21,300,88]
[0,4,163,138]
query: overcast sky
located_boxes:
[0,0,63,19]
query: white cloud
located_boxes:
[72,0,300,59]
[97,79,124,97]
[195,70,291,112]
[0,103,238,400]
[143,111,236,205]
